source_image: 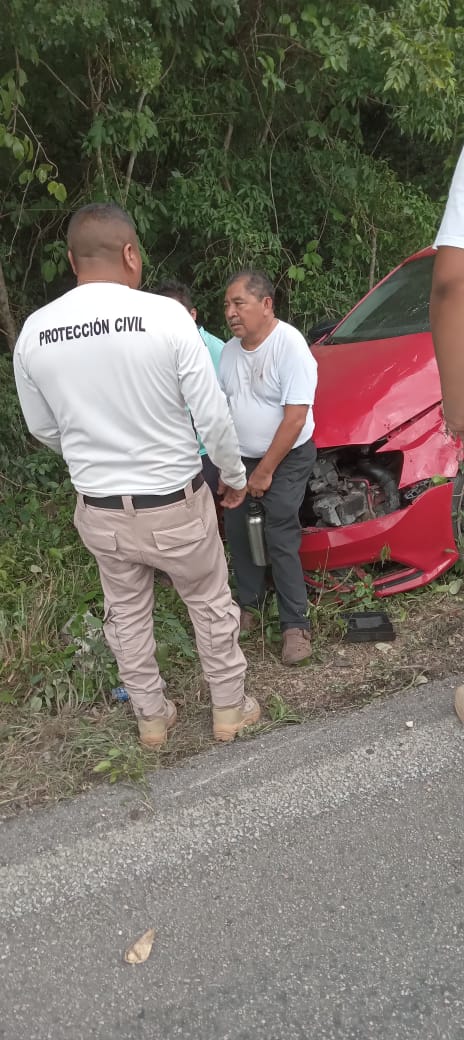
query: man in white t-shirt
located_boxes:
[431,145,464,725]
[14,203,261,747]
[220,270,318,665]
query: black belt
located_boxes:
[83,472,204,510]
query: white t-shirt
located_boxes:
[435,146,464,248]
[219,320,318,457]
[14,283,246,495]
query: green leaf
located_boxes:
[0,691,17,704]
[12,138,24,161]
[86,615,103,630]
[18,169,33,185]
[301,5,318,25]
[449,578,462,595]
[36,164,51,184]
[30,673,44,685]
[92,759,112,773]
[47,179,67,201]
[41,259,57,283]
[30,695,43,712]
[54,182,67,203]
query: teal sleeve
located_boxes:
[199,327,224,374]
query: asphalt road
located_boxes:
[1,678,464,1040]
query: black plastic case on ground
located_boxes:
[342,611,396,643]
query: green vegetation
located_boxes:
[1,1,462,344]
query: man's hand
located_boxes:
[443,415,464,443]
[217,479,247,509]
[247,465,273,498]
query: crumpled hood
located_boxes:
[312,332,441,447]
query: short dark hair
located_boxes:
[226,269,275,304]
[155,279,193,312]
[67,202,136,248]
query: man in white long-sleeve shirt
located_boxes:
[14,202,260,747]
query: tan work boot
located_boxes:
[240,609,259,634]
[213,696,261,742]
[282,628,311,666]
[138,700,177,749]
[454,685,464,723]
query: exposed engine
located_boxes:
[302,450,401,528]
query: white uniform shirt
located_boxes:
[14,283,246,495]
[219,320,318,457]
[435,147,464,248]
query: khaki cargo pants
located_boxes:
[74,480,246,719]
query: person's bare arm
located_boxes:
[247,404,309,497]
[430,246,464,438]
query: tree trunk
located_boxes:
[368,226,377,290]
[0,258,17,353]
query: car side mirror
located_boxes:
[306,317,340,344]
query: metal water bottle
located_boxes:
[246,501,267,566]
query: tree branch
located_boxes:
[0,257,17,352]
[224,122,234,152]
[123,89,148,205]
[369,225,377,289]
[222,122,234,192]
[39,58,89,110]
[88,56,108,198]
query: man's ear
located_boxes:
[190,307,198,322]
[68,249,77,275]
[123,242,138,271]
[123,241,143,288]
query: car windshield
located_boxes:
[326,254,434,345]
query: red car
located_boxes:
[299,247,464,596]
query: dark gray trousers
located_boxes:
[224,439,317,631]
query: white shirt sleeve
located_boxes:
[435,146,464,249]
[278,335,318,407]
[13,347,62,454]
[175,324,246,489]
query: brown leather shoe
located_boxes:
[138,700,177,748]
[213,696,261,741]
[282,628,311,666]
[454,685,464,723]
[240,609,259,634]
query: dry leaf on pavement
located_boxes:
[124,927,155,964]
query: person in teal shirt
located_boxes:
[154,280,224,496]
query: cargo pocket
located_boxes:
[152,517,207,555]
[209,601,240,654]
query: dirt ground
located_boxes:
[1,583,463,817]
[245,588,464,714]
